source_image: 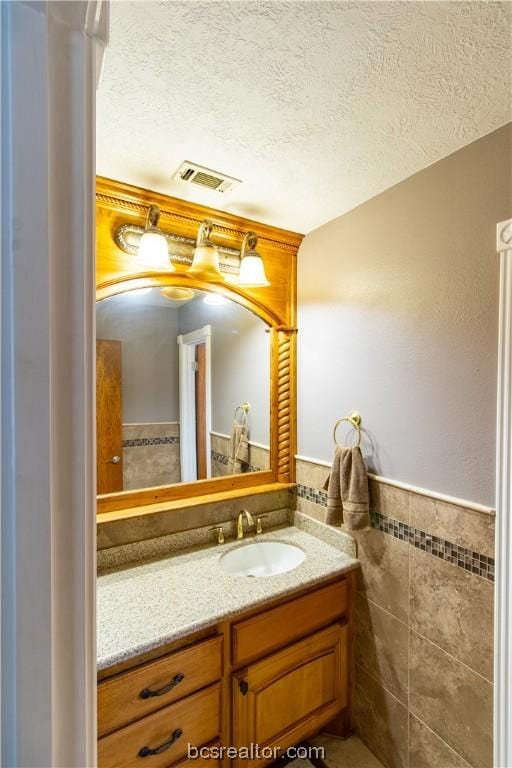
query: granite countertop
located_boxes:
[97,526,359,670]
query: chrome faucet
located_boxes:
[236,509,254,540]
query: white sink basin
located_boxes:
[220,541,305,577]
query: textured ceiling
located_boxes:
[97,1,511,233]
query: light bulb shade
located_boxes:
[160,286,195,301]
[138,229,174,270]
[187,243,223,280]
[238,254,270,287]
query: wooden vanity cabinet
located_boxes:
[97,574,354,768]
[98,636,223,738]
[232,624,348,768]
[98,684,221,768]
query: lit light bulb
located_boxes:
[187,220,223,280]
[238,232,270,287]
[138,204,174,270]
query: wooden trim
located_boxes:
[96,178,301,515]
[96,273,284,329]
[96,177,304,252]
[97,482,293,522]
[273,329,297,483]
[97,471,278,515]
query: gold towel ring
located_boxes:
[234,402,250,425]
[333,411,362,447]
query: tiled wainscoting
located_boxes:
[295,458,495,768]
[210,432,270,476]
[122,422,181,489]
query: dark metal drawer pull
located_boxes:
[138,728,183,757]
[139,673,185,700]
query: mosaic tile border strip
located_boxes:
[295,484,494,582]
[211,450,229,466]
[123,436,180,447]
[370,510,494,582]
[297,483,328,506]
[211,450,262,473]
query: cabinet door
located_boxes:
[232,624,347,768]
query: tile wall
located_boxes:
[210,432,270,476]
[122,422,181,489]
[295,457,495,768]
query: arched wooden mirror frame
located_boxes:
[96,178,303,515]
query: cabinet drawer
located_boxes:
[98,683,221,768]
[233,624,347,768]
[98,636,222,737]
[232,579,347,666]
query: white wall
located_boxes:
[178,296,270,446]
[298,124,511,506]
[1,2,105,765]
[96,297,180,423]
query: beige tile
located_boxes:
[354,666,408,768]
[409,492,495,558]
[211,458,228,477]
[355,594,408,704]
[408,715,470,768]
[123,443,181,490]
[123,422,179,439]
[369,480,409,524]
[296,495,327,522]
[410,547,493,680]
[249,443,270,470]
[353,528,409,623]
[296,458,330,491]
[409,631,493,768]
[312,734,385,768]
[210,433,229,453]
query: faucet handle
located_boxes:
[256,513,270,535]
[209,526,225,545]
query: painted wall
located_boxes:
[297,123,511,506]
[178,296,270,446]
[96,297,180,423]
[96,291,271,444]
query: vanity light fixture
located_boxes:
[187,220,223,280]
[138,204,174,270]
[238,232,270,287]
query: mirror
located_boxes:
[96,287,270,495]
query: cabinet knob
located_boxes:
[108,455,121,464]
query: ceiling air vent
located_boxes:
[172,162,241,193]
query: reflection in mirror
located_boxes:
[96,287,270,494]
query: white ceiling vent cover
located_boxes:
[172,162,241,193]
